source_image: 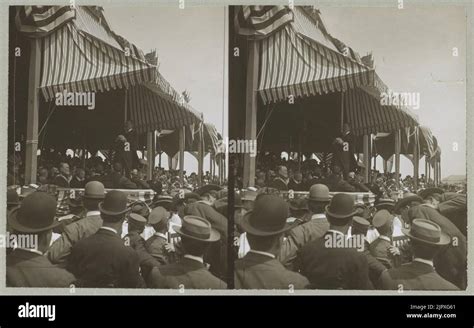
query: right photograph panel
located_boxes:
[229,5,467,291]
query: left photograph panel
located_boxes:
[6,5,228,291]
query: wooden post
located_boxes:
[146,131,154,180]
[179,126,185,184]
[395,129,401,189]
[198,119,204,186]
[25,38,41,185]
[243,40,259,188]
[383,159,388,173]
[413,127,419,190]
[438,158,442,184]
[209,153,213,179]
[363,134,369,183]
[424,155,428,183]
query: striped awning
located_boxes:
[39,23,156,101]
[258,24,377,105]
[126,83,201,134]
[343,88,418,136]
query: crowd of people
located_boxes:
[232,159,467,290]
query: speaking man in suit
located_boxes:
[235,194,309,289]
[298,193,373,289]
[7,192,76,287]
[378,219,458,290]
[68,190,143,288]
[149,215,226,289]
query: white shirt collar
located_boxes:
[100,226,118,235]
[17,248,43,256]
[154,232,167,240]
[413,258,434,267]
[183,254,204,263]
[378,235,391,242]
[311,213,326,220]
[87,210,101,216]
[248,249,276,259]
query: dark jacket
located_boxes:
[438,193,467,236]
[7,249,76,287]
[378,261,459,291]
[53,175,70,188]
[124,231,161,280]
[68,228,143,288]
[235,251,309,289]
[149,257,226,289]
[48,214,103,265]
[298,231,373,289]
[369,237,394,268]
[144,234,169,265]
[409,205,467,290]
[268,178,288,191]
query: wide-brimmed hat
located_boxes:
[83,181,105,199]
[418,187,444,200]
[308,184,330,202]
[174,215,220,242]
[9,192,61,233]
[98,190,129,216]
[240,194,294,236]
[325,193,358,219]
[402,219,450,246]
[194,184,222,196]
[394,193,423,214]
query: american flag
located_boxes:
[235,6,294,40]
[15,6,76,37]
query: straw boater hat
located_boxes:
[9,192,61,233]
[174,216,220,242]
[402,219,450,246]
[240,194,294,236]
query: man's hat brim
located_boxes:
[98,202,130,216]
[402,228,450,246]
[418,188,444,199]
[239,211,295,236]
[325,205,358,219]
[394,195,423,213]
[8,208,62,233]
[174,226,220,242]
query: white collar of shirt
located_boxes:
[100,226,118,235]
[311,213,326,220]
[184,254,204,263]
[17,248,43,256]
[248,249,276,259]
[327,229,346,237]
[413,258,434,267]
[87,210,101,216]
[379,235,391,242]
[154,232,167,240]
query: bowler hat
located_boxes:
[174,215,220,242]
[418,187,444,200]
[98,190,129,216]
[240,194,294,236]
[402,219,450,246]
[148,206,170,226]
[394,193,423,214]
[9,192,61,233]
[325,193,357,219]
[84,181,105,199]
[308,184,330,202]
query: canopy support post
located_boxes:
[146,131,154,180]
[413,126,419,190]
[363,134,369,183]
[243,40,259,188]
[179,126,185,185]
[198,117,204,186]
[25,38,41,185]
[395,129,401,189]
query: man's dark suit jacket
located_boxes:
[7,249,76,287]
[235,251,309,289]
[68,228,143,288]
[298,231,373,289]
[378,261,459,290]
[149,257,226,289]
